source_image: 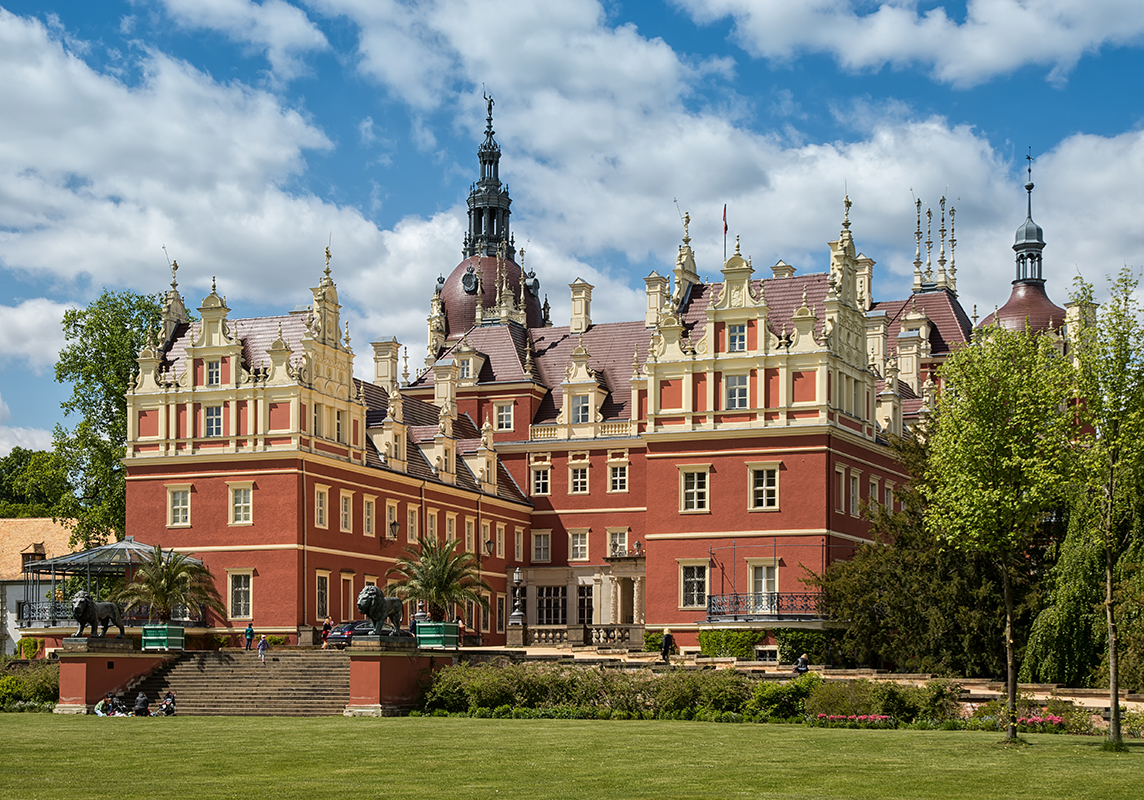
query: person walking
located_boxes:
[320,616,332,650]
[660,628,675,664]
[244,622,254,651]
[257,634,268,664]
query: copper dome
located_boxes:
[979,280,1065,333]
[439,255,543,337]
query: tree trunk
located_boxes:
[1106,521,1122,746]
[1002,558,1017,742]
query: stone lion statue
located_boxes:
[356,585,403,635]
[71,590,125,638]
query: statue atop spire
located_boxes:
[465,92,513,259]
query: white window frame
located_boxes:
[206,359,221,386]
[496,523,505,558]
[746,461,780,511]
[336,409,345,444]
[835,467,847,513]
[205,405,223,438]
[363,495,376,537]
[570,465,589,494]
[728,323,747,352]
[532,530,551,563]
[481,521,491,555]
[227,569,253,620]
[496,595,506,633]
[725,373,749,410]
[607,527,628,557]
[869,477,880,509]
[314,484,329,529]
[532,467,550,496]
[427,508,438,541]
[340,491,354,533]
[495,403,513,431]
[609,464,628,493]
[514,527,523,561]
[850,470,862,517]
[465,518,474,552]
[459,359,471,380]
[571,394,591,424]
[678,559,709,609]
[884,482,895,511]
[446,512,457,543]
[678,465,711,513]
[313,403,323,438]
[227,480,254,526]
[386,500,399,540]
[167,484,192,528]
[316,570,330,620]
[746,558,779,611]
[569,529,589,561]
[407,505,419,543]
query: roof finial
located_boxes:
[402,347,409,385]
[948,205,957,291]
[1025,147,1035,217]
[734,234,741,256]
[682,211,691,245]
[972,304,978,327]
[324,243,332,278]
[211,275,217,294]
[924,207,933,281]
[842,194,852,230]
[937,196,947,274]
[344,320,351,348]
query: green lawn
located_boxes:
[1,716,1140,799]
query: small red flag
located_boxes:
[723,204,727,235]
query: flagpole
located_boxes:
[723,204,727,264]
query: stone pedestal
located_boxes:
[62,637,134,653]
[506,624,527,648]
[344,648,453,716]
[350,636,417,652]
[55,642,172,714]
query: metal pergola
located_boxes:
[19,536,206,627]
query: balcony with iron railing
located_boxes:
[706,592,823,622]
[17,601,207,628]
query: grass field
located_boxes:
[1,715,1140,799]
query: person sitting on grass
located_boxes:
[133,691,150,716]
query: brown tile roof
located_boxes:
[0,518,76,581]
[163,314,313,376]
[870,289,972,358]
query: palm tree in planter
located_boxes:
[115,544,226,624]
[386,535,491,622]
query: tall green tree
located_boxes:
[1061,271,1144,747]
[114,544,226,623]
[812,433,1046,677]
[924,323,1073,742]
[386,536,491,622]
[53,290,161,549]
[0,447,72,518]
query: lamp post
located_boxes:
[508,566,526,636]
[388,520,400,541]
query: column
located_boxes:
[634,576,645,625]
[592,576,603,625]
[610,577,620,625]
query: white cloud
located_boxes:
[159,0,329,80]
[0,298,75,374]
[0,391,54,456]
[675,0,1144,87]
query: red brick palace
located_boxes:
[122,108,1065,653]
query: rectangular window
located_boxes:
[570,530,588,561]
[725,374,748,409]
[315,487,328,528]
[532,468,550,496]
[571,394,590,424]
[870,478,880,508]
[885,485,895,510]
[446,514,456,543]
[608,529,627,557]
[465,518,474,552]
[459,359,471,379]
[515,528,523,561]
[680,468,709,512]
[427,510,437,541]
[570,466,588,494]
[231,487,252,524]
[496,403,512,430]
[168,488,190,527]
[850,474,860,516]
[481,594,491,633]
[465,600,476,631]
[610,465,628,493]
[229,572,252,619]
[341,494,353,532]
[363,499,375,536]
[387,501,398,540]
[313,403,323,438]
[316,572,329,619]
[536,586,567,625]
[681,564,707,608]
[481,522,491,555]
[750,564,777,613]
[728,324,747,352]
[533,531,551,563]
[206,359,221,386]
[205,405,223,437]
[496,523,505,558]
[407,506,419,543]
[496,595,506,633]
[835,469,846,512]
[336,409,344,443]
[577,585,594,625]
[751,467,778,510]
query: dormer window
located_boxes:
[728,324,747,352]
[459,359,471,380]
[571,395,591,424]
[206,360,221,386]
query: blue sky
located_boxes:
[2,1,1143,453]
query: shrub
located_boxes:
[917,680,963,721]
[16,638,41,660]
[805,679,874,718]
[698,630,766,659]
[644,630,678,654]
[772,629,830,664]
[18,662,59,704]
[0,675,22,706]
[698,670,752,713]
[654,671,701,714]
[745,672,821,719]
[266,635,289,646]
[869,682,921,722]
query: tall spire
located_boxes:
[464,93,514,260]
[1013,150,1045,283]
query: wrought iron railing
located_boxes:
[17,601,206,626]
[706,592,822,620]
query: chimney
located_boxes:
[570,278,593,334]
[644,271,668,327]
[371,338,401,392]
[771,259,795,279]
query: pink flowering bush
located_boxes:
[1016,714,1067,734]
[808,713,896,729]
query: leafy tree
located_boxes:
[812,434,1046,677]
[924,323,1073,741]
[385,536,491,622]
[53,290,161,549]
[0,447,72,518]
[114,544,225,623]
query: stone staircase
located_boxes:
[131,649,351,716]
